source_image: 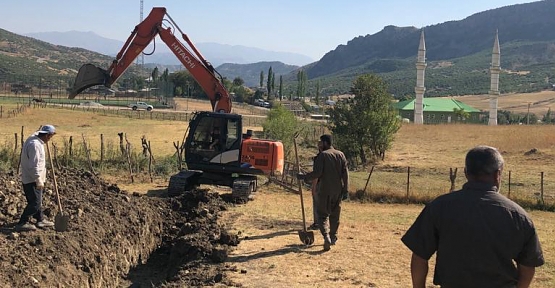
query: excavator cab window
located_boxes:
[225,119,239,150]
[191,117,222,150]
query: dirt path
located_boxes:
[222,184,555,287]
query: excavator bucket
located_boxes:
[69,64,110,99]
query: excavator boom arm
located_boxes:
[69,7,231,113]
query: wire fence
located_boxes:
[0,101,268,127]
[271,162,555,210]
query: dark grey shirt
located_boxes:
[402,181,544,288]
[304,147,348,197]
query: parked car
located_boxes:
[128,101,153,111]
[325,100,336,106]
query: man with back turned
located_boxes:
[402,145,544,288]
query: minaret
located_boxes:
[489,30,501,126]
[414,30,426,124]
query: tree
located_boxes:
[279,75,283,100]
[262,104,300,157]
[267,66,273,98]
[453,108,470,122]
[169,71,204,98]
[543,107,553,123]
[233,77,245,87]
[296,70,307,99]
[271,71,276,96]
[151,67,159,85]
[328,74,401,166]
[231,85,253,103]
[161,68,169,82]
[259,71,264,88]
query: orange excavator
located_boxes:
[69,7,284,199]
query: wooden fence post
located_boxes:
[20,126,24,148]
[449,168,458,192]
[16,126,25,172]
[147,140,155,165]
[363,165,375,195]
[118,132,125,156]
[69,136,73,156]
[125,135,134,183]
[406,166,411,202]
[173,141,182,170]
[540,172,544,205]
[141,136,149,157]
[13,133,18,154]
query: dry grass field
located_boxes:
[445,90,555,116]
[222,186,555,287]
[1,103,555,287]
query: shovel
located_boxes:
[45,142,69,232]
[293,136,314,245]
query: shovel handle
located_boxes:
[293,137,309,232]
[45,142,63,213]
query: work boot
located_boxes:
[323,235,332,251]
[37,219,55,228]
[331,235,338,245]
[15,223,37,232]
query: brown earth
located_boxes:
[0,168,241,287]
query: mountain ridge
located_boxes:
[24,31,314,66]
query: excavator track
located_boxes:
[167,170,200,197]
[232,176,257,203]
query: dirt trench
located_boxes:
[0,168,240,287]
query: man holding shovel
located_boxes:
[16,125,57,231]
[298,134,349,251]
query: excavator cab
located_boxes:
[69,64,110,99]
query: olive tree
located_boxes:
[328,74,401,166]
[262,104,300,157]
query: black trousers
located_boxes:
[18,182,44,225]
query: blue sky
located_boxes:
[0,0,536,60]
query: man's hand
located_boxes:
[296,173,306,180]
[35,181,44,191]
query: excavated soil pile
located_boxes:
[0,168,239,287]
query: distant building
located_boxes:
[394,98,484,124]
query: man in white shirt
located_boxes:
[16,125,57,231]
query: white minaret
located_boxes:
[489,30,501,126]
[414,30,426,124]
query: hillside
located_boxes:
[0,28,108,76]
[308,0,555,78]
[0,28,152,91]
[216,61,299,87]
[294,0,555,98]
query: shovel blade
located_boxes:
[55,212,70,232]
[298,230,314,245]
